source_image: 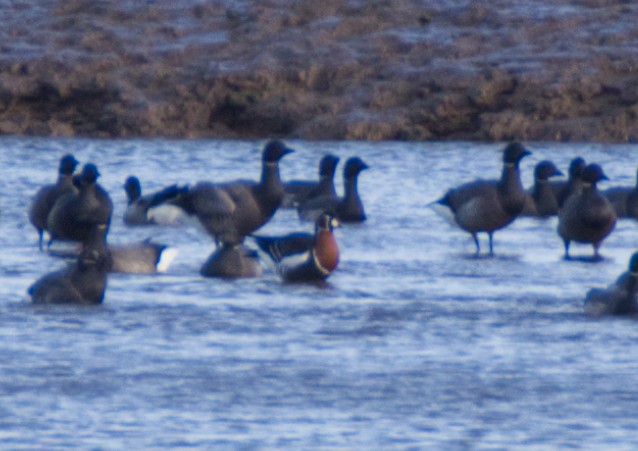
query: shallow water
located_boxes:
[2,137,638,448]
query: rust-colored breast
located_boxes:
[314,230,339,273]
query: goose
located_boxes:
[521,160,563,217]
[551,156,586,208]
[28,154,79,250]
[558,163,616,260]
[28,224,111,305]
[175,140,293,246]
[297,157,369,223]
[432,142,531,256]
[47,163,113,246]
[123,176,188,226]
[253,213,339,282]
[282,154,339,208]
[584,252,638,316]
[602,167,638,219]
[200,243,262,278]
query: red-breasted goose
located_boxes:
[253,212,339,282]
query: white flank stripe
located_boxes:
[278,251,310,276]
[428,202,456,226]
[148,205,192,226]
[156,247,179,273]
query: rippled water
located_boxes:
[2,137,638,448]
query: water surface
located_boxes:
[1,138,638,449]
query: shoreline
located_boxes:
[1,1,637,142]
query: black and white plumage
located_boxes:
[28,154,79,250]
[253,213,340,282]
[558,163,616,260]
[432,142,531,256]
[175,140,294,245]
[123,176,188,226]
[584,252,638,316]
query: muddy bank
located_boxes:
[1,0,637,142]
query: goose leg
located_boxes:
[593,243,602,262]
[488,232,494,256]
[472,233,480,256]
[563,239,571,260]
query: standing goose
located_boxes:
[282,154,340,208]
[175,140,294,246]
[253,213,340,282]
[28,224,112,305]
[297,157,369,223]
[123,176,188,226]
[558,163,616,260]
[551,156,586,208]
[602,166,638,219]
[521,160,563,217]
[28,154,79,250]
[174,140,293,278]
[432,142,531,256]
[584,252,638,316]
[47,163,113,247]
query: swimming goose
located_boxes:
[28,224,111,305]
[28,154,79,250]
[123,176,188,226]
[282,154,340,208]
[432,142,531,256]
[602,167,638,219]
[584,252,638,316]
[558,163,616,260]
[297,157,369,223]
[109,240,178,274]
[253,213,339,282]
[175,140,293,245]
[47,163,113,246]
[521,160,563,217]
[200,243,262,278]
[551,156,586,208]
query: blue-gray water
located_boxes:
[2,138,638,449]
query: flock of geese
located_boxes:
[21,139,638,317]
[429,141,638,317]
[25,140,368,305]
